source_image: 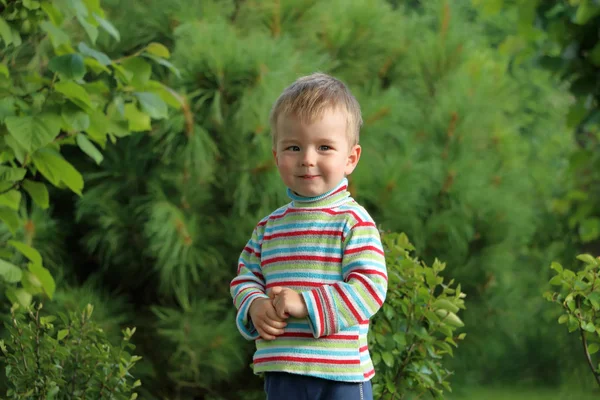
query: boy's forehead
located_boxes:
[277,107,348,127]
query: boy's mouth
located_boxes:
[299,175,319,179]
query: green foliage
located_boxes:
[0,0,179,307]
[545,254,600,388]
[0,303,141,399]
[371,233,466,399]
[471,0,600,248]
[17,0,575,395]
[149,298,248,395]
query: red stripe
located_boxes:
[254,356,360,365]
[263,230,342,240]
[243,246,260,257]
[354,221,376,228]
[252,271,264,280]
[346,269,387,281]
[345,245,385,256]
[352,274,384,307]
[333,284,363,321]
[230,278,263,288]
[268,207,364,224]
[262,255,342,266]
[266,281,324,289]
[313,291,325,337]
[238,291,259,310]
[359,345,368,352]
[364,369,375,379]
[278,332,358,340]
[320,286,336,335]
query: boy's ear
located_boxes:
[344,145,361,175]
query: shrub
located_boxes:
[370,232,466,399]
[0,303,141,399]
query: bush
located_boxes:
[0,303,141,399]
[370,233,466,399]
[545,254,600,389]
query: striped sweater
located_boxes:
[230,178,388,382]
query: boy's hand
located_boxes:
[270,287,308,319]
[249,298,287,341]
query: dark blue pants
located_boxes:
[264,372,373,400]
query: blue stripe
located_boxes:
[256,347,358,357]
[265,221,346,233]
[342,260,386,275]
[263,246,342,257]
[345,286,371,317]
[268,271,343,280]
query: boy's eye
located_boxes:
[319,145,331,151]
[286,145,300,151]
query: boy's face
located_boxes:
[273,108,361,198]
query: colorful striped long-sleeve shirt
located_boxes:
[230,178,388,382]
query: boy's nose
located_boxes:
[301,150,316,166]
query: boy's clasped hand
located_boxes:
[249,287,308,341]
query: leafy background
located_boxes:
[1,0,600,399]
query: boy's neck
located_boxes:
[287,178,350,208]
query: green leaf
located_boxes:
[550,262,563,274]
[48,53,86,80]
[121,57,151,88]
[62,106,90,132]
[558,314,569,324]
[145,42,170,58]
[23,0,41,10]
[86,110,109,146]
[577,254,598,265]
[0,166,26,181]
[94,13,120,41]
[0,17,13,46]
[573,1,600,25]
[0,63,8,78]
[0,259,22,283]
[589,343,600,355]
[0,207,20,234]
[76,134,103,164]
[143,53,181,78]
[78,42,111,65]
[32,149,84,195]
[57,329,69,341]
[54,81,92,110]
[28,262,55,299]
[135,92,168,119]
[8,241,42,267]
[382,353,395,368]
[40,21,70,48]
[124,103,151,132]
[77,14,98,44]
[0,190,21,210]
[584,322,597,333]
[145,81,184,109]
[6,288,32,308]
[5,114,62,153]
[41,3,64,26]
[22,180,49,209]
[0,97,16,123]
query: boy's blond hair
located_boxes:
[269,73,363,149]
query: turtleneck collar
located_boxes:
[287,178,351,208]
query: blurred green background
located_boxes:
[2,0,600,398]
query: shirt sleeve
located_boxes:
[301,220,388,338]
[230,225,269,340]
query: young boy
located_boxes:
[230,73,388,400]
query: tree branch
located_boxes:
[576,296,600,388]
